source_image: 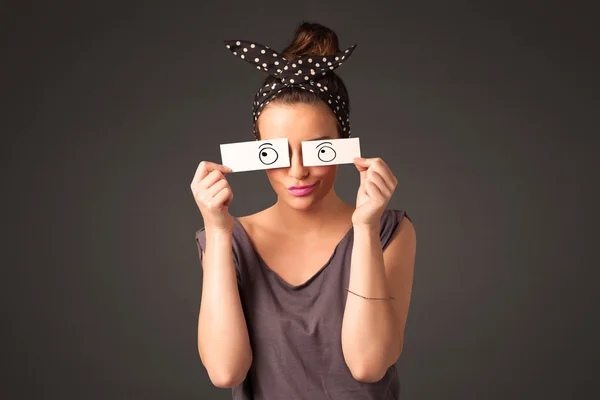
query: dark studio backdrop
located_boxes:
[2,0,598,399]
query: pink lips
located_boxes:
[287,183,317,197]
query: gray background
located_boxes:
[3,0,598,399]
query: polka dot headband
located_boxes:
[224,39,357,139]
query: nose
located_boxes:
[288,148,308,180]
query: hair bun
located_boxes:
[282,22,340,60]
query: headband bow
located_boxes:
[224,39,357,139]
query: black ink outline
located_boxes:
[315,142,336,163]
[258,143,279,165]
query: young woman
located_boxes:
[191,22,416,399]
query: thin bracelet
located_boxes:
[344,287,395,300]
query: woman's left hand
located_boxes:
[352,157,398,227]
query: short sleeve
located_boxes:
[379,209,411,251]
[195,227,242,288]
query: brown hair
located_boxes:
[256,22,351,139]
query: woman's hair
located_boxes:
[256,22,351,139]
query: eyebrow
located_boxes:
[306,135,332,141]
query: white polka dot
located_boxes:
[233,52,237,55]
[241,55,245,59]
[315,63,320,67]
[324,86,328,90]
[273,53,277,57]
[329,66,334,70]
[277,69,282,73]
[284,66,288,70]
[292,63,296,68]
[335,56,339,60]
[290,79,295,83]
[308,58,312,63]
[263,63,267,67]
[236,41,240,45]
[298,60,303,64]
[297,70,302,74]
[328,99,332,104]
[274,61,279,65]
[327,62,332,66]
[226,44,230,48]
[257,66,261,69]
[251,44,255,48]
[261,49,266,54]
[304,76,309,80]
[316,83,321,87]
[310,69,315,75]
[323,57,327,62]
[339,62,343,66]
[243,48,248,52]
[345,49,349,53]
[341,56,345,60]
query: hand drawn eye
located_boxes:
[258,146,279,165]
[317,145,336,162]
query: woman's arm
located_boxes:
[198,228,252,388]
[341,217,416,383]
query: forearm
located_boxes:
[198,228,252,388]
[341,224,401,382]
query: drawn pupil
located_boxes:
[258,147,278,165]
[317,146,336,162]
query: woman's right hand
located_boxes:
[191,161,235,233]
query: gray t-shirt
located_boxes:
[196,208,410,399]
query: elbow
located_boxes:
[346,356,388,383]
[207,355,252,388]
[200,349,252,389]
[347,343,404,383]
[209,369,248,388]
[349,363,387,383]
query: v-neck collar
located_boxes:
[233,217,354,290]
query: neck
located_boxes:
[270,189,354,235]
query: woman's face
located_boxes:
[257,100,340,210]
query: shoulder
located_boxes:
[380,208,415,250]
[384,209,415,251]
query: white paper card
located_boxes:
[301,137,361,166]
[220,138,290,172]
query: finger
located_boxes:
[365,159,397,188]
[192,161,232,185]
[192,161,209,186]
[353,157,369,172]
[209,186,233,210]
[205,178,230,199]
[365,181,385,202]
[367,169,393,197]
[200,169,227,190]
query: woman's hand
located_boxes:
[190,161,235,233]
[351,157,398,228]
